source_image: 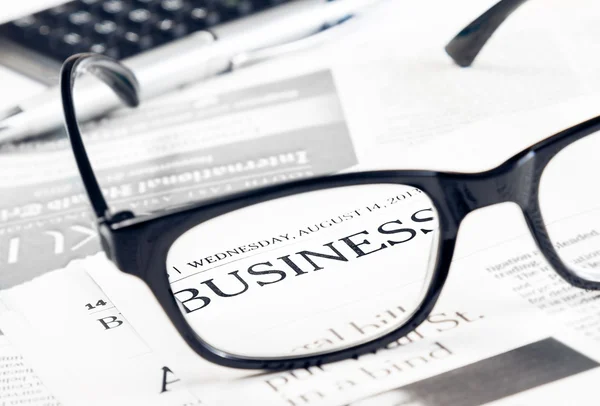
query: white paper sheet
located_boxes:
[0,322,58,405]
[0,262,202,406]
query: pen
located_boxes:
[0,0,377,144]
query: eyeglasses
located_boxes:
[60,0,598,370]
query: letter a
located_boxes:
[160,366,180,393]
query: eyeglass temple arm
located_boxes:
[445,0,529,67]
[60,2,525,217]
[60,54,140,221]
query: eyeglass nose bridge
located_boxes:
[441,150,537,220]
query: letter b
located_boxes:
[173,288,211,313]
[98,316,123,330]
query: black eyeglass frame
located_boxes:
[60,0,593,370]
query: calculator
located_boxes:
[0,0,288,84]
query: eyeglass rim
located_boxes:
[89,123,600,369]
[60,52,600,368]
[105,174,458,369]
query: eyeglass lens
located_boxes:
[166,184,441,358]
[539,131,600,282]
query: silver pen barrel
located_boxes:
[0,30,220,142]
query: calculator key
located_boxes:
[103,0,126,13]
[64,32,84,45]
[185,7,220,30]
[127,9,155,33]
[89,42,121,58]
[99,0,131,21]
[13,15,38,29]
[89,42,106,53]
[94,20,119,36]
[160,0,186,14]
[61,32,90,56]
[154,18,188,40]
[129,9,153,24]
[67,10,96,33]
[68,11,94,26]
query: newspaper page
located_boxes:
[0,320,58,405]
[3,0,600,404]
[0,262,203,406]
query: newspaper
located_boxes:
[2,0,600,404]
[0,321,58,405]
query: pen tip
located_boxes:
[0,125,23,144]
[0,106,23,121]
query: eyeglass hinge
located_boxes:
[103,210,135,225]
